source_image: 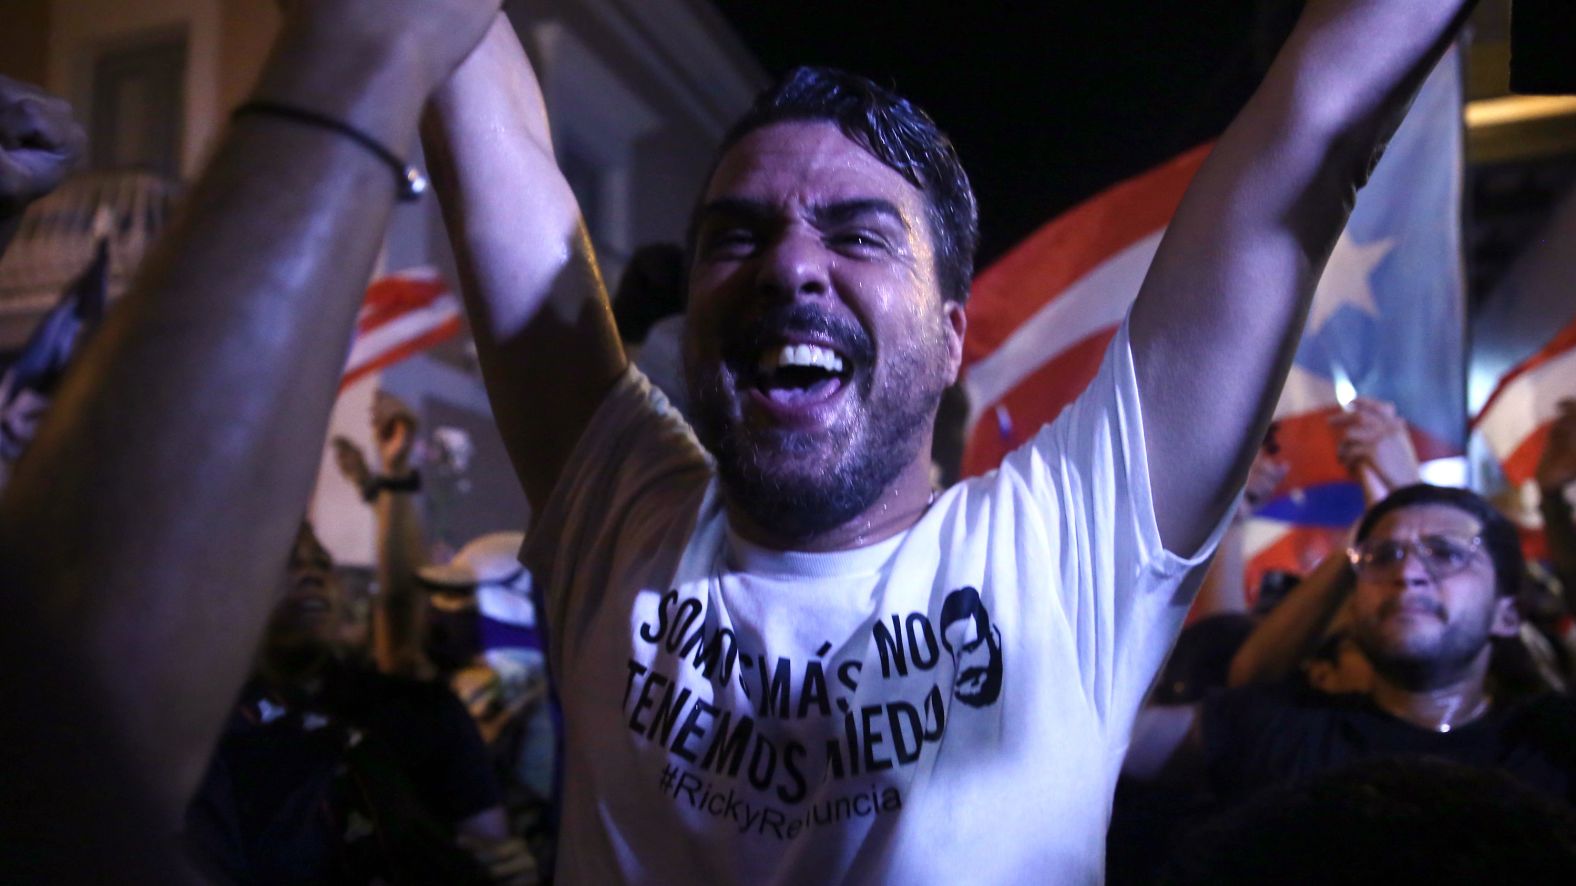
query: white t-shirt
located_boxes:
[524,322,1227,884]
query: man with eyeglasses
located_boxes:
[1125,484,1576,810]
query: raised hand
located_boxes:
[371,390,417,474]
[0,75,84,218]
[1330,397,1419,504]
[257,0,505,150]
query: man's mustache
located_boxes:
[1379,595,1447,621]
[722,303,874,368]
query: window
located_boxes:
[90,34,186,179]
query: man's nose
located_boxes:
[1394,545,1435,585]
[756,229,831,301]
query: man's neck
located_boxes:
[1368,653,1494,733]
[728,457,939,553]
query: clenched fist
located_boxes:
[0,76,84,217]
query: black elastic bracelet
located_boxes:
[233,100,426,201]
[361,470,423,503]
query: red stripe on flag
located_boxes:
[1500,423,1553,488]
[358,273,451,335]
[1474,316,1576,429]
[964,144,1211,365]
[962,329,1115,477]
[340,315,463,393]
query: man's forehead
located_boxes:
[704,120,924,214]
[1370,503,1482,537]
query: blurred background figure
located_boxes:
[335,393,558,872]
[185,522,537,885]
[611,242,687,413]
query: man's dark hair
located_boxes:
[692,66,979,305]
[1354,484,1524,599]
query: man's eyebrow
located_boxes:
[696,197,910,229]
[696,197,774,224]
[812,199,909,230]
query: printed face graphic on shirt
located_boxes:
[939,587,1002,708]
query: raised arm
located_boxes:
[1130,0,1474,553]
[1227,549,1355,688]
[421,17,626,509]
[0,0,499,853]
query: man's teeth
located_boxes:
[758,343,844,374]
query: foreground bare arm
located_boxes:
[1129,0,1474,553]
[0,0,499,849]
[421,17,625,509]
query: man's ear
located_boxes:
[943,301,967,385]
[1490,595,1521,638]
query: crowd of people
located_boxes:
[3,0,1576,882]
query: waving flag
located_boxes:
[1474,318,1576,489]
[960,145,1210,476]
[1468,180,1576,563]
[960,50,1465,592]
[1245,49,1465,586]
[341,267,463,392]
[0,240,109,476]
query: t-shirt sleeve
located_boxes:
[521,366,712,675]
[990,317,1235,735]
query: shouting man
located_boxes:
[418,2,1478,881]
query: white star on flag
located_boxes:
[1306,231,1393,334]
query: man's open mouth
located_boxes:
[752,341,852,407]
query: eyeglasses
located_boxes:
[1346,535,1484,578]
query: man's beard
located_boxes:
[687,306,949,542]
[1353,605,1494,691]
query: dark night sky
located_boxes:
[709,1,1297,267]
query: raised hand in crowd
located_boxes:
[373,389,418,474]
[0,0,501,877]
[1331,396,1419,505]
[0,74,85,255]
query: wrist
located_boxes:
[361,470,422,503]
[250,24,433,154]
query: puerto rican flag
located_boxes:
[961,49,1466,594]
[340,267,464,391]
[1472,317,1576,559]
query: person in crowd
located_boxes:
[0,0,505,877]
[1125,484,1576,811]
[335,395,558,866]
[184,522,537,885]
[333,391,438,679]
[1227,398,1562,695]
[419,1,1476,880]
